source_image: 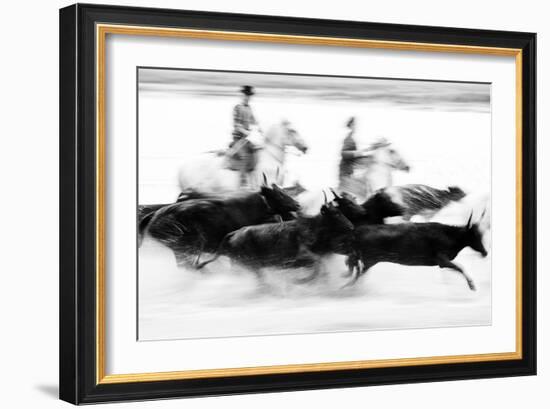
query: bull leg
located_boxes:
[292,246,322,284]
[196,233,231,270]
[341,259,375,289]
[342,257,353,277]
[293,260,320,284]
[341,272,360,289]
[195,253,220,270]
[341,264,361,288]
[195,239,219,270]
[252,268,275,295]
[174,251,189,268]
[239,170,246,188]
[192,240,205,267]
[437,255,476,291]
[343,253,359,278]
[359,259,376,276]
[294,264,321,284]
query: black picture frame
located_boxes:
[59,3,536,405]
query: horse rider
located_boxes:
[337,117,374,197]
[226,85,263,187]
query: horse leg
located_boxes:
[364,176,374,199]
[437,255,476,291]
[387,173,393,188]
[238,170,247,188]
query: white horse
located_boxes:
[353,140,410,199]
[295,140,410,215]
[177,121,308,193]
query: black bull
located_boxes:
[197,199,354,283]
[329,188,404,225]
[330,184,467,224]
[329,188,404,275]
[346,215,488,290]
[137,190,213,247]
[141,184,300,266]
[382,184,466,220]
[138,185,304,246]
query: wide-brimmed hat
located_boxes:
[240,85,255,95]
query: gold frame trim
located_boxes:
[95,23,523,385]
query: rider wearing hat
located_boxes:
[338,116,375,196]
[226,85,262,186]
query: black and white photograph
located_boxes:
[137,67,492,341]
[53,3,538,405]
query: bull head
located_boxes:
[330,188,341,200]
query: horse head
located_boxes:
[371,138,410,172]
[260,173,301,214]
[280,120,308,154]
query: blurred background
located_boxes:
[138,68,490,202]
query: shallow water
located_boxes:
[138,237,491,341]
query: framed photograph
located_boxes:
[59,3,536,404]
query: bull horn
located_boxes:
[330,188,340,199]
[275,167,280,182]
[466,211,473,228]
[323,190,328,205]
[262,173,268,186]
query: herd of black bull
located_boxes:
[138,178,488,290]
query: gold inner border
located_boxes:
[96,23,523,385]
